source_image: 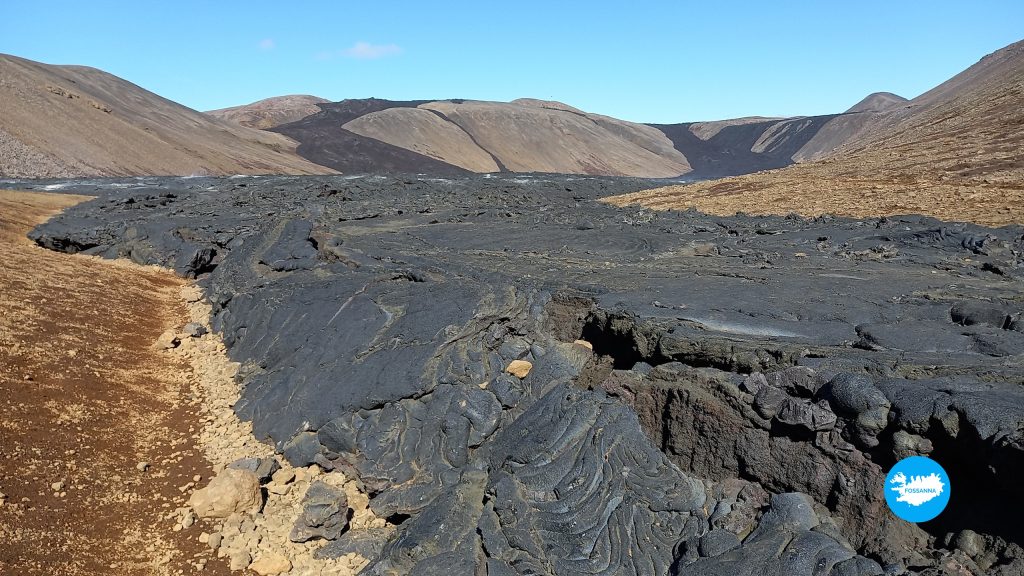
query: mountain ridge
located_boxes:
[3,39,1020,182]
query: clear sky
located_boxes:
[3,1,1022,123]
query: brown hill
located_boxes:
[361,99,691,177]
[206,95,328,129]
[605,40,1024,226]
[0,55,333,178]
[341,107,500,172]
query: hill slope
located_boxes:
[206,95,328,129]
[0,55,332,178]
[337,99,692,177]
[605,40,1024,226]
[341,107,500,172]
[415,100,690,177]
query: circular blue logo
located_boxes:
[884,456,950,523]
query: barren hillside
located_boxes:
[342,107,500,172]
[346,99,692,177]
[0,55,333,178]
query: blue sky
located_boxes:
[3,1,1022,123]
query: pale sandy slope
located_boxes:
[340,107,500,172]
[206,95,329,129]
[606,40,1024,227]
[343,99,691,177]
[0,55,333,178]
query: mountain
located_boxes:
[7,41,1014,184]
[206,95,329,129]
[605,40,1024,226]
[266,98,908,179]
[0,54,333,178]
[845,92,908,113]
[771,92,910,164]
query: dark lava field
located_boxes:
[19,174,1024,575]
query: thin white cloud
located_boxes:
[341,41,402,60]
[259,38,275,51]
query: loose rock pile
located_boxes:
[184,463,378,575]
[164,285,386,575]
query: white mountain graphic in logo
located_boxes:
[889,471,945,506]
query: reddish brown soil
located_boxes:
[0,190,229,576]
